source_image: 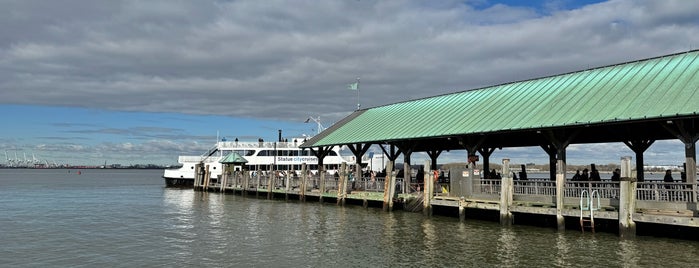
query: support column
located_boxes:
[426,149,442,172]
[499,158,513,226]
[402,153,412,195]
[662,119,698,189]
[478,147,497,177]
[618,156,637,238]
[541,144,557,181]
[624,140,654,182]
[423,160,433,216]
[684,143,697,203]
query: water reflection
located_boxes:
[617,239,639,268]
[421,219,437,258]
[496,227,518,267]
[554,232,571,267]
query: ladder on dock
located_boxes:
[580,189,600,233]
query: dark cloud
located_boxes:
[1,0,698,165]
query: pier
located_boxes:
[194,156,699,237]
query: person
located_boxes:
[663,169,674,183]
[572,170,582,181]
[581,169,589,182]
[589,165,601,181]
[416,168,424,184]
[611,168,621,181]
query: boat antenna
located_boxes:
[305,116,325,135]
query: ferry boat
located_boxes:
[163,135,354,187]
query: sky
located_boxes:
[1,0,698,167]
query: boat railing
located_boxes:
[218,140,307,149]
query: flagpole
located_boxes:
[356,77,360,111]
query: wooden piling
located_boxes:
[338,162,347,206]
[618,156,636,238]
[383,161,395,212]
[423,160,433,216]
[319,165,326,203]
[267,171,274,200]
[499,158,513,226]
[204,164,211,192]
[555,159,566,231]
[242,171,249,196]
[300,163,307,201]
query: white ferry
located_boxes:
[163,135,354,187]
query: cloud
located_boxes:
[1,0,698,165]
[2,0,698,123]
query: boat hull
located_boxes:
[163,176,194,188]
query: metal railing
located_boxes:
[636,182,695,202]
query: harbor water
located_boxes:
[1,169,698,267]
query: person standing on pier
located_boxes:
[590,165,601,181]
[663,169,674,183]
[572,170,582,181]
[581,169,589,181]
[611,169,621,181]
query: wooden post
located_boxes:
[300,163,307,201]
[555,159,566,231]
[194,163,203,191]
[500,158,513,226]
[256,170,262,197]
[204,164,211,192]
[619,156,637,238]
[267,171,274,200]
[383,161,395,212]
[338,162,347,206]
[242,171,249,196]
[220,165,228,193]
[423,160,433,216]
[319,165,326,203]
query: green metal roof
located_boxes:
[219,152,248,164]
[303,50,699,148]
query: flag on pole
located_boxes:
[347,82,359,90]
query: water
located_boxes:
[1,169,698,267]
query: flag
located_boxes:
[347,82,358,90]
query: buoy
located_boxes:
[77,171,81,175]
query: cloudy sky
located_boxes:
[1,0,698,167]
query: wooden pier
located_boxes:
[194,158,699,238]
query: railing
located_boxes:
[636,182,695,202]
[513,180,556,196]
[478,179,502,195]
[476,179,698,204]
[563,182,619,199]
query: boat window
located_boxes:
[327,151,338,156]
[246,150,256,156]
